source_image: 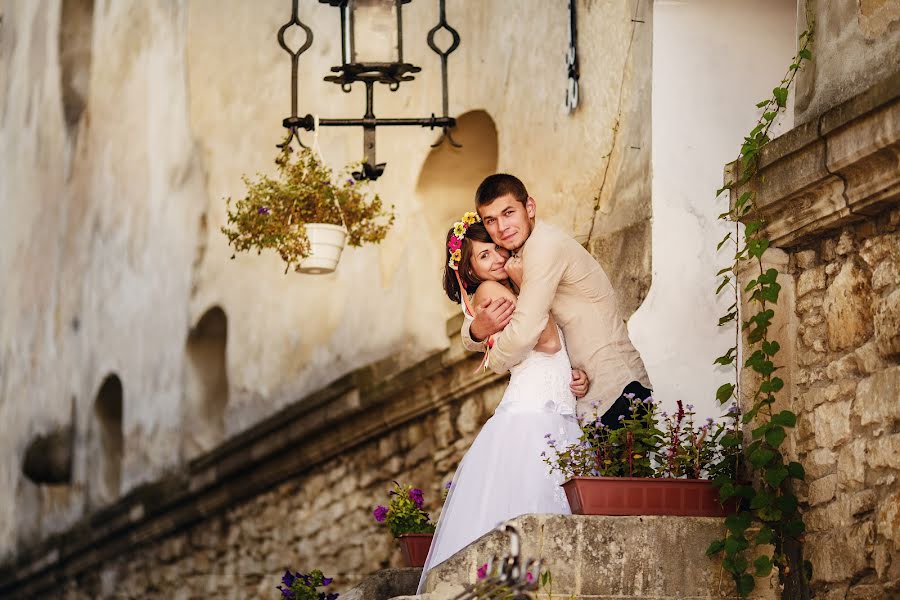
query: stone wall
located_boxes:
[790,209,899,599]
[0,318,509,599]
[732,77,899,599]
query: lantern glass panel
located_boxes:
[348,0,399,64]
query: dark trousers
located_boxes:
[599,381,653,430]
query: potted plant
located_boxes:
[222,147,395,274]
[544,397,741,517]
[276,568,338,600]
[372,482,436,567]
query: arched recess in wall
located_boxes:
[58,0,93,133]
[89,374,123,507]
[182,306,229,460]
[415,111,499,315]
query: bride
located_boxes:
[416,214,586,593]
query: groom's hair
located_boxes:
[475,174,529,208]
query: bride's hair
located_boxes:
[443,221,493,304]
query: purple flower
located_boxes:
[373,505,388,523]
[347,178,355,186]
[409,488,425,508]
[540,451,546,457]
[705,417,715,426]
[445,481,452,489]
[324,594,339,600]
[281,571,296,587]
[624,392,636,399]
[660,412,668,418]
[544,433,552,438]
[686,404,695,411]
[279,588,293,599]
[727,403,740,415]
[618,415,625,421]
[258,206,270,215]
[477,563,489,579]
[322,577,333,586]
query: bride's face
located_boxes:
[468,239,510,282]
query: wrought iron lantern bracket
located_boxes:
[276,0,460,180]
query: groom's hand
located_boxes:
[570,369,590,398]
[504,255,524,287]
[470,298,515,342]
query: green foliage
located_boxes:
[372,481,436,538]
[543,398,741,482]
[709,22,815,599]
[221,146,396,273]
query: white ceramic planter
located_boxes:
[299,223,348,274]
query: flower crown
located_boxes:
[447,211,481,270]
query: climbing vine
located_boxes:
[707,24,815,600]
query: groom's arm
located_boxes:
[487,237,566,373]
[460,317,487,352]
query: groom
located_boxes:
[462,174,652,424]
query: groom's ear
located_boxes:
[526,196,536,219]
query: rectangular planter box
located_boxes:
[562,477,733,517]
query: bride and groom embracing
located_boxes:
[417,174,653,592]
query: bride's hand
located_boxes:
[570,369,590,398]
[504,255,524,287]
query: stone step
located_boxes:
[342,567,422,600]
[413,514,778,600]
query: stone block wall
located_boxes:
[788,207,899,599]
[1,325,509,599]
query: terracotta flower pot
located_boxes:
[562,477,735,517]
[397,533,434,567]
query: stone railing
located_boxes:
[417,514,778,600]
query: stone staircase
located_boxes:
[350,514,778,600]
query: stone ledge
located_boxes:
[726,73,900,249]
[422,514,778,600]
[0,315,504,597]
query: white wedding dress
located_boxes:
[416,323,582,594]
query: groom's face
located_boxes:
[478,194,536,252]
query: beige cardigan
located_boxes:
[462,220,651,418]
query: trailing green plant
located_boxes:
[706,23,815,600]
[372,481,436,537]
[222,145,395,273]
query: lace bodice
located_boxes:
[495,325,577,417]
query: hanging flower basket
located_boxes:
[397,533,434,568]
[221,146,395,274]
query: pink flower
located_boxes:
[447,236,462,252]
[477,563,488,579]
[525,572,535,583]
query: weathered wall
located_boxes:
[731,75,899,599]
[631,0,796,423]
[795,0,900,124]
[790,211,900,599]
[0,0,655,560]
[0,321,509,599]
